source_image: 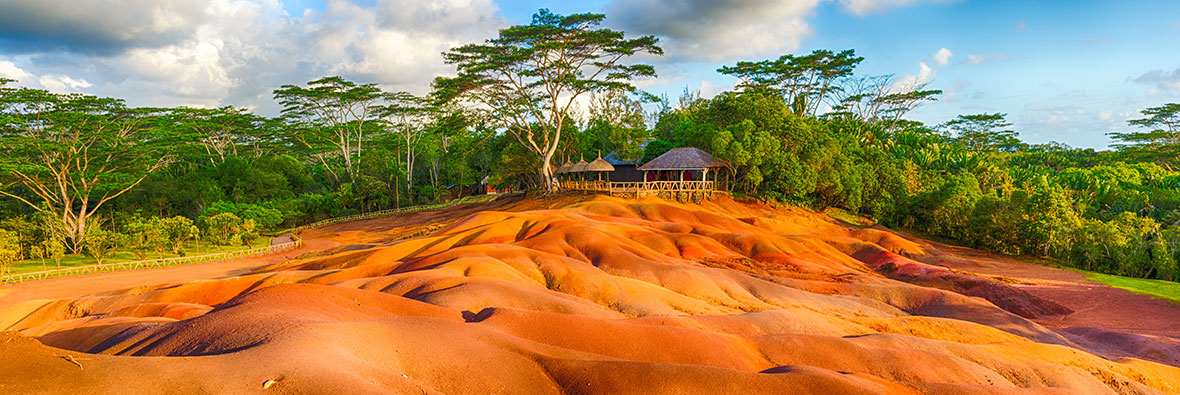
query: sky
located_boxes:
[0,0,1177,149]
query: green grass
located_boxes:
[5,239,270,275]
[1076,269,1180,306]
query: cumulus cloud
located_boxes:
[932,48,953,65]
[0,0,507,112]
[0,0,206,54]
[605,0,821,62]
[38,74,92,92]
[1133,68,1180,94]
[0,60,32,82]
[892,61,934,92]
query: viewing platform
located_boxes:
[560,180,717,202]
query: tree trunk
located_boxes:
[540,152,557,193]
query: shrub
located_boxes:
[205,213,243,245]
[84,228,126,265]
[159,216,199,255]
[0,229,22,275]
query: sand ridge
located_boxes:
[1,194,1178,394]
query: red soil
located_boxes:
[1,194,1178,394]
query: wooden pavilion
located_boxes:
[560,147,723,203]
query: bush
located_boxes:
[204,201,284,230]
[84,228,126,265]
[124,216,166,259]
[204,213,258,246]
[160,216,199,256]
[0,229,22,275]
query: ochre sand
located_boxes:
[2,195,1179,394]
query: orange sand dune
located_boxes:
[2,195,1180,394]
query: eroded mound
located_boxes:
[2,195,1178,394]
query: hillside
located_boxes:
[1,195,1179,394]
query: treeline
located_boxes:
[2,9,1179,283]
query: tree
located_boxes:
[0,84,173,253]
[0,229,21,276]
[42,237,65,269]
[169,106,266,164]
[584,88,649,164]
[828,74,942,137]
[1109,103,1180,169]
[719,49,864,117]
[436,9,662,192]
[159,216,198,255]
[204,212,255,246]
[274,76,382,184]
[379,91,436,193]
[942,113,1025,152]
[84,227,125,265]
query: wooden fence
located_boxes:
[560,180,717,202]
[284,194,498,234]
[0,194,503,286]
[0,238,303,285]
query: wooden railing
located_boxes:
[0,194,505,286]
[560,180,717,202]
[0,238,303,285]
[284,194,499,234]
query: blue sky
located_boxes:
[1,0,1177,148]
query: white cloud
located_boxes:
[0,60,32,82]
[606,0,821,62]
[892,61,934,92]
[932,48,952,66]
[837,0,955,17]
[965,53,1011,65]
[38,74,92,92]
[1,0,507,112]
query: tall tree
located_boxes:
[378,91,436,191]
[274,76,382,184]
[435,9,661,192]
[0,83,173,253]
[1109,103,1180,169]
[828,74,941,134]
[942,113,1025,152]
[168,106,265,164]
[719,49,864,117]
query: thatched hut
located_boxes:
[556,160,574,177]
[637,147,723,182]
[585,155,616,181]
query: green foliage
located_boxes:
[1108,103,1180,168]
[641,139,675,164]
[204,212,256,246]
[0,229,21,275]
[84,228,126,265]
[41,237,65,268]
[436,9,662,191]
[124,216,167,259]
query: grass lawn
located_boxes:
[1077,269,1180,306]
[5,239,270,275]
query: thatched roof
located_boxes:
[637,147,723,171]
[585,155,615,172]
[556,160,574,174]
[570,158,590,173]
